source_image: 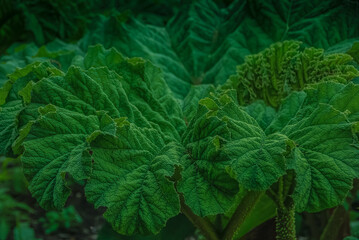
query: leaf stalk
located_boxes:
[180,195,220,240]
[222,191,264,240]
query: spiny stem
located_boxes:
[180,195,220,240]
[276,197,296,240]
[222,191,264,240]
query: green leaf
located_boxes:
[83,45,186,139]
[348,42,359,64]
[0,62,58,155]
[16,45,184,147]
[283,103,358,212]
[86,124,182,235]
[0,40,86,155]
[251,81,359,212]
[79,0,359,98]
[179,91,287,215]
[225,132,288,191]
[10,45,185,234]
[248,0,359,47]
[178,93,239,216]
[183,84,215,123]
[265,91,307,134]
[215,94,289,190]
[244,101,276,130]
[0,40,84,86]
[304,82,359,122]
[325,39,359,63]
[0,43,39,86]
[33,39,85,70]
[13,223,40,240]
[22,108,116,209]
[0,99,22,155]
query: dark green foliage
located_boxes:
[39,206,82,234]
[1,0,359,239]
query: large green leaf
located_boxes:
[0,39,85,86]
[83,45,186,139]
[248,0,359,48]
[0,62,61,155]
[22,106,115,209]
[0,40,87,156]
[178,91,287,216]
[1,44,185,156]
[282,103,358,212]
[304,82,359,122]
[247,82,359,212]
[10,45,185,234]
[178,95,239,216]
[78,0,359,98]
[86,123,182,235]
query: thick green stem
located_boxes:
[319,206,347,240]
[180,195,220,240]
[276,198,296,240]
[222,191,264,240]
